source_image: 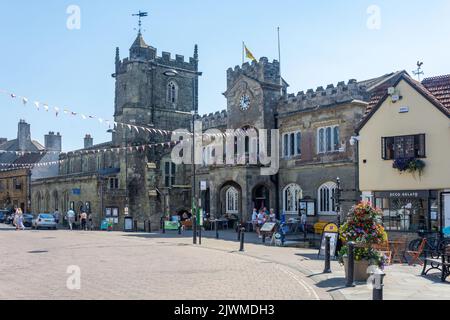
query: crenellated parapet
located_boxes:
[278,79,371,114]
[227,57,281,88]
[200,110,228,130]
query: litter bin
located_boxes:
[124,217,134,232]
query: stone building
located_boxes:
[30,29,407,229]
[0,120,62,212]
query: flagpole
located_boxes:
[242,41,245,65]
[277,27,283,93]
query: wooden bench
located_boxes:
[421,244,450,282]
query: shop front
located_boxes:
[373,190,441,235]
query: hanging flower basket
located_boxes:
[393,158,425,177]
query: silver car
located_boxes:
[32,214,57,230]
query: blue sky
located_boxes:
[0,0,449,151]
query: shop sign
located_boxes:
[374,190,429,199]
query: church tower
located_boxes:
[112,30,201,147]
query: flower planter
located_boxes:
[343,257,371,282]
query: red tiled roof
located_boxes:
[422,74,450,111]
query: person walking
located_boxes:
[88,213,94,231]
[16,208,25,231]
[80,210,87,231]
[54,209,60,226]
[67,209,75,231]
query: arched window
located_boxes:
[318,128,325,153]
[167,81,178,104]
[318,182,337,215]
[226,187,239,214]
[283,184,302,215]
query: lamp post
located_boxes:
[163,69,200,242]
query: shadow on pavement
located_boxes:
[313,277,348,292]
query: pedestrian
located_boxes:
[16,208,25,231]
[256,210,266,238]
[66,209,75,231]
[300,212,307,233]
[54,209,60,225]
[269,209,277,223]
[88,213,94,231]
[251,208,258,232]
[80,210,87,231]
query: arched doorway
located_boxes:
[218,182,242,220]
[253,185,270,211]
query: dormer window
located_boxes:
[167,81,178,105]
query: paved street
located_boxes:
[2,224,450,300]
[0,224,329,300]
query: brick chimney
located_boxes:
[84,134,93,149]
[17,120,31,151]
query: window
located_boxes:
[226,187,239,214]
[382,134,426,160]
[317,125,341,154]
[167,81,178,104]
[283,184,302,215]
[283,131,302,159]
[13,178,21,190]
[318,182,337,215]
[164,161,176,187]
[106,207,119,218]
[109,177,119,190]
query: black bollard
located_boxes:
[148,220,152,233]
[239,227,245,252]
[262,233,266,244]
[237,224,242,241]
[324,236,332,274]
[193,216,197,245]
[162,218,166,234]
[199,221,202,245]
[178,221,182,235]
[143,220,147,232]
[372,272,386,300]
[346,242,356,287]
[215,220,219,239]
[134,220,138,232]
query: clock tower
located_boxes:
[224,57,286,131]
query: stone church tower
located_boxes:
[112,31,201,224]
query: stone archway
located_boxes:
[218,181,242,220]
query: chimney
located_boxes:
[44,132,62,152]
[84,134,93,149]
[17,120,31,151]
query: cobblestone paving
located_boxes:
[0,225,330,300]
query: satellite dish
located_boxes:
[388,87,395,95]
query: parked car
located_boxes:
[23,214,34,228]
[0,210,8,223]
[32,214,57,230]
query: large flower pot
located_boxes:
[343,258,371,282]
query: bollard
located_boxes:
[162,218,166,234]
[237,224,242,241]
[323,236,332,274]
[134,220,138,232]
[143,220,147,233]
[239,227,245,252]
[262,233,266,244]
[193,216,197,245]
[346,242,356,287]
[215,220,219,239]
[148,220,152,233]
[372,270,386,300]
[178,221,182,235]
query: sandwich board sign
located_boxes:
[318,223,339,258]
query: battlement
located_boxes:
[155,51,197,71]
[227,57,280,87]
[279,79,371,114]
[201,110,228,130]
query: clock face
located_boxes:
[239,94,251,111]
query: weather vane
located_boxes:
[132,11,148,35]
[413,61,424,81]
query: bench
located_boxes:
[421,244,450,282]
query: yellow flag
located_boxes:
[245,45,257,62]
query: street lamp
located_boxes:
[162,68,199,242]
[108,128,129,221]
